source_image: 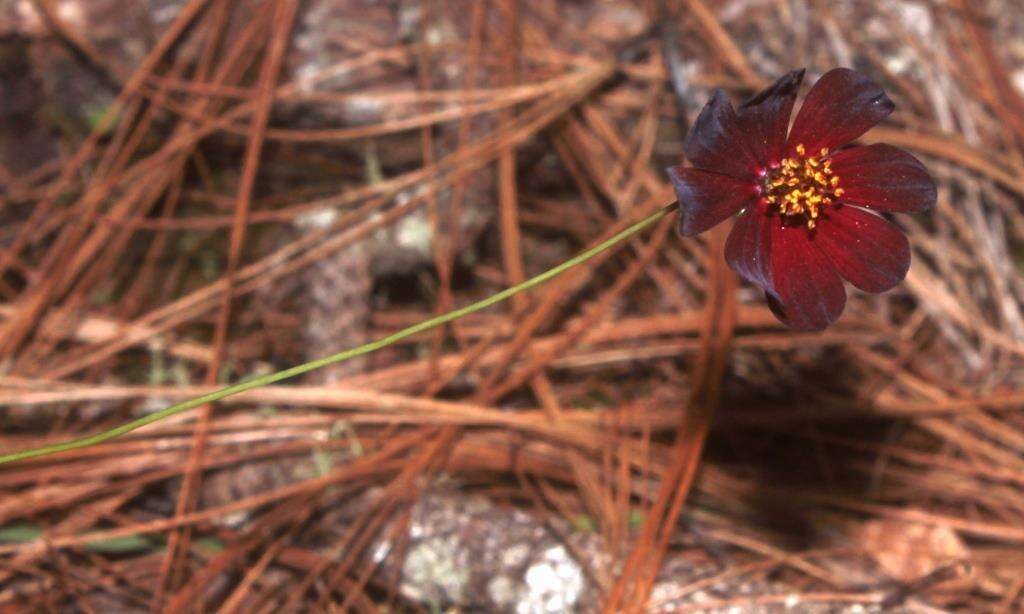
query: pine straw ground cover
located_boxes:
[0,0,1023,611]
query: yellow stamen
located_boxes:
[761,143,843,230]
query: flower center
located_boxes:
[762,144,844,229]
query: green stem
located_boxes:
[0,202,678,466]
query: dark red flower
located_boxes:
[667,68,935,331]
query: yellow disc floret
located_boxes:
[762,144,844,229]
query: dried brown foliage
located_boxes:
[1,0,1023,611]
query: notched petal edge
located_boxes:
[668,166,758,236]
[684,89,761,179]
[739,68,805,111]
[829,144,936,213]
[737,69,806,166]
[815,205,911,294]
[787,67,895,155]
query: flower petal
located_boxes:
[725,204,775,294]
[815,204,911,293]
[769,221,847,330]
[668,167,758,236]
[685,89,762,179]
[828,144,936,212]
[787,68,894,155]
[737,69,805,167]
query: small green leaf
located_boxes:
[86,104,121,134]
[85,534,157,554]
[629,509,645,528]
[195,536,225,554]
[571,514,596,533]
[0,523,42,543]
[312,448,333,477]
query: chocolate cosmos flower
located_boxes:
[668,68,936,330]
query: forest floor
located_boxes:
[1,0,1023,611]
